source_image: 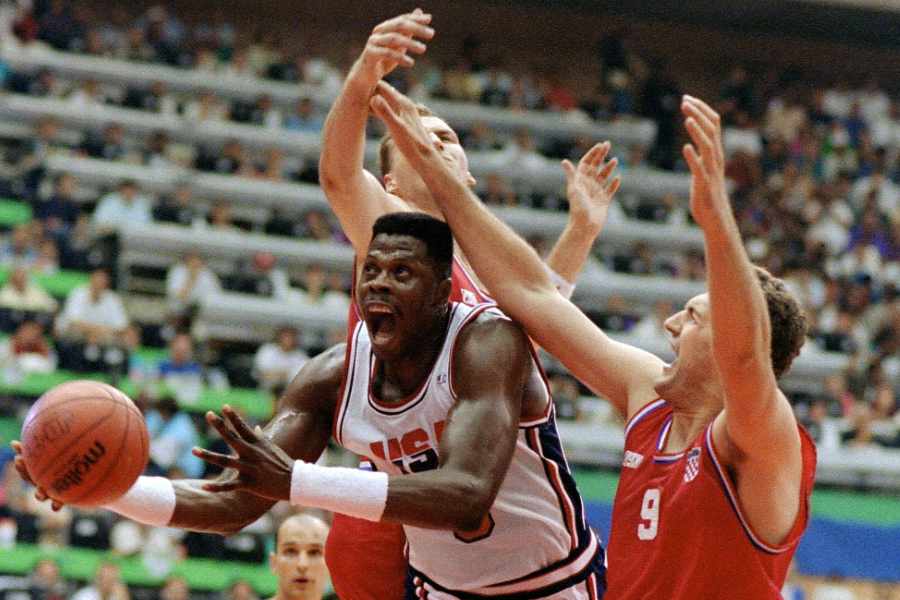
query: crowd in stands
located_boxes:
[0,1,897,596]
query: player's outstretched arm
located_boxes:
[681,96,804,545]
[194,317,530,534]
[318,9,434,253]
[10,345,344,535]
[545,145,620,291]
[369,81,664,418]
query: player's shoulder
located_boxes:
[280,343,347,413]
[454,308,530,366]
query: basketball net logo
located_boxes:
[683,447,702,483]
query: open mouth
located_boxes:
[365,302,398,345]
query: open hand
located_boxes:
[681,95,729,228]
[354,9,434,86]
[562,142,621,236]
[10,441,64,511]
[370,80,439,169]
[192,405,293,501]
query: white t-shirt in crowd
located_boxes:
[58,285,129,332]
[166,263,221,309]
[254,343,309,386]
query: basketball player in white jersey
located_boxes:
[192,212,606,599]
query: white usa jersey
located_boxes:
[334,302,605,598]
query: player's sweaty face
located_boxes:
[358,235,445,356]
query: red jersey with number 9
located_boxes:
[325,257,492,600]
[606,399,817,600]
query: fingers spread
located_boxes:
[597,157,618,181]
[222,405,259,443]
[684,95,720,128]
[202,479,243,493]
[605,176,622,197]
[374,16,434,40]
[366,46,414,67]
[581,142,609,170]
[206,411,249,453]
[682,144,708,183]
[370,32,427,54]
[561,159,576,182]
[193,447,242,471]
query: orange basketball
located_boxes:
[20,380,149,507]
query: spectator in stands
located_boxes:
[166,251,221,315]
[56,268,129,343]
[253,326,309,391]
[300,210,341,243]
[81,123,128,162]
[67,79,108,111]
[159,576,190,600]
[631,299,674,339]
[254,148,289,182]
[247,94,283,129]
[146,396,204,478]
[207,200,239,231]
[198,139,250,175]
[143,131,177,169]
[497,128,546,171]
[481,173,517,206]
[0,224,38,268]
[297,264,349,313]
[14,118,63,197]
[33,238,59,275]
[71,562,130,600]
[123,80,177,115]
[227,251,291,299]
[36,174,81,240]
[38,0,84,51]
[224,581,258,600]
[284,97,324,133]
[549,373,580,420]
[157,333,204,401]
[92,180,153,231]
[0,320,56,375]
[184,90,229,123]
[0,266,57,312]
[153,183,200,227]
[27,558,70,600]
[269,514,330,600]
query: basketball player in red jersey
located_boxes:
[369,82,816,598]
[319,9,613,599]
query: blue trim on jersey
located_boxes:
[534,414,593,551]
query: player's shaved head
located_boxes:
[271,514,329,600]
[276,513,329,546]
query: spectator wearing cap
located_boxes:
[254,326,309,390]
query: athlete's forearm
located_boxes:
[703,204,771,377]
[170,479,276,535]
[545,218,604,286]
[417,151,556,305]
[319,65,377,193]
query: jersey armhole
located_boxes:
[705,423,816,554]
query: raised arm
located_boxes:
[192,317,530,534]
[681,98,800,449]
[318,9,434,252]
[369,82,664,418]
[681,96,805,545]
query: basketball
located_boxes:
[19,381,149,508]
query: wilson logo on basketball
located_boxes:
[29,415,72,454]
[51,441,107,494]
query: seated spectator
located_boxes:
[35,173,81,239]
[0,266,57,312]
[0,321,57,375]
[247,94,282,129]
[284,97,323,133]
[153,184,199,227]
[227,252,290,299]
[157,334,204,402]
[269,514,330,600]
[631,299,674,338]
[80,123,128,162]
[224,580,258,600]
[67,79,109,111]
[0,224,38,268]
[143,130,177,169]
[123,80,178,115]
[300,210,341,243]
[56,268,129,344]
[92,180,153,232]
[196,139,251,175]
[27,559,70,600]
[481,173,517,206]
[159,576,190,600]
[254,148,288,181]
[166,251,221,314]
[549,374,580,420]
[254,326,309,390]
[71,562,129,600]
[207,200,240,231]
[34,238,61,275]
[146,396,204,478]
[296,264,349,312]
[184,90,229,123]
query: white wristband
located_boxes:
[103,476,176,527]
[289,460,388,522]
[547,267,576,300]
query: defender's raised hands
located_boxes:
[561,142,622,237]
[354,9,434,86]
[681,95,729,229]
